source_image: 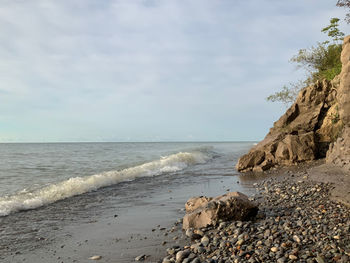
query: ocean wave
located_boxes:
[0,151,210,217]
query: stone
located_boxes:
[176,250,190,262]
[270,247,278,252]
[182,192,258,230]
[89,255,102,260]
[289,255,298,260]
[185,196,212,212]
[292,235,301,243]
[235,150,265,171]
[200,236,210,246]
[135,254,146,261]
[316,254,325,263]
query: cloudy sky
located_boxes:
[0,0,348,142]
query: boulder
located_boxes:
[182,192,258,230]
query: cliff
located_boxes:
[236,36,350,173]
[326,36,350,171]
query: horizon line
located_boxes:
[0,140,259,144]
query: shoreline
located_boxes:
[157,160,350,263]
[3,172,255,263]
[3,159,349,263]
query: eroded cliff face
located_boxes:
[326,36,350,171]
[236,36,350,173]
[236,79,341,172]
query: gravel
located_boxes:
[160,173,350,263]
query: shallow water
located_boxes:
[0,142,254,262]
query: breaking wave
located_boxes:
[0,151,210,216]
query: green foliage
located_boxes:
[290,43,342,82]
[266,81,302,105]
[321,18,345,42]
[337,0,350,23]
[267,18,344,105]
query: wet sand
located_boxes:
[5,173,256,263]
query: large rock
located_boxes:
[236,77,340,172]
[326,35,350,171]
[182,192,258,230]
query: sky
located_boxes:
[0,0,348,142]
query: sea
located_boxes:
[0,142,255,262]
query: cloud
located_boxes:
[0,0,348,141]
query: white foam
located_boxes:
[0,151,209,217]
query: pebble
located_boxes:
[200,236,210,247]
[159,176,350,263]
[289,254,298,260]
[175,250,190,262]
[270,247,278,252]
[135,254,146,261]
[89,255,102,260]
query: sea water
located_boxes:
[0,142,253,260]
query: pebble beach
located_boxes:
[155,164,350,263]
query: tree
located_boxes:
[337,0,350,23]
[266,82,301,105]
[267,18,344,105]
[321,18,345,43]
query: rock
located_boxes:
[316,254,325,263]
[200,236,210,247]
[185,196,212,212]
[135,254,146,261]
[236,239,244,246]
[176,250,190,263]
[236,77,340,172]
[185,229,202,240]
[235,150,265,171]
[289,255,298,260]
[270,247,278,252]
[89,255,102,260]
[292,235,301,243]
[185,229,193,238]
[182,192,258,230]
[194,229,204,237]
[237,36,350,173]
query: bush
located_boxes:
[267,18,344,105]
[291,43,342,83]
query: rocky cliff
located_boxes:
[236,36,350,173]
[326,36,350,171]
